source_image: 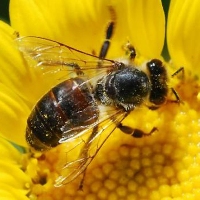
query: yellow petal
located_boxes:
[10,0,165,59]
[0,22,27,145]
[10,0,109,55]
[0,184,29,200]
[0,20,44,103]
[0,85,30,146]
[127,0,165,58]
[167,0,200,72]
[0,137,22,162]
[0,138,30,199]
[10,0,60,38]
[98,0,165,59]
[0,161,30,188]
[0,21,63,145]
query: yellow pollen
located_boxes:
[23,73,200,199]
[104,179,117,190]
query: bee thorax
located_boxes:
[94,66,151,110]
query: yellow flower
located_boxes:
[0,137,31,200]
[0,0,200,199]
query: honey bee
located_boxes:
[16,19,181,187]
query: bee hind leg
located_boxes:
[117,123,158,138]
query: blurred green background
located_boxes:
[0,0,9,23]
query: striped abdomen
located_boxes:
[26,77,99,151]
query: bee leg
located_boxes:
[165,87,184,104]
[169,87,182,103]
[168,67,184,104]
[117,123,158,138]
[38,60,84,76]
[123,42,136,60]
[78,169,86,191]
[171,67,184,78]
[98,21,114,60]
[98,6,116,61]
[78,125,99,190]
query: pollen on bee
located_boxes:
[43,114,48,118]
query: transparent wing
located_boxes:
[16,36,127,186]
[16,36,116,78]
[55,107,127,187]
